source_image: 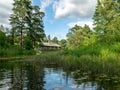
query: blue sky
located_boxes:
[32,0,97,40]
[0,0,97,40]
[32,0,70,39]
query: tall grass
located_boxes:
[34,51,120,77]
[34,51,120,85]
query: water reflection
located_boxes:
[0,60,120,90]
[0,61,45,90]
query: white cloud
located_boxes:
[0,0,13,27]
[52,33,66,40]
[53,0,97,19]
[68,21,94,29]
[40,0,54,11]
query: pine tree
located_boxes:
[10,0,29,46]
[10,0,45,48]
[31,6,45,47]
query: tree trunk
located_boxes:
[11,29,14,45]
[20,27,23,47]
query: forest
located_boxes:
[0,0,120,66]
[0,0,120,71]
[65,0,120,58]
[0,0,120,57]
[0,0,45,56]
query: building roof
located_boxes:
[42,42,61,47]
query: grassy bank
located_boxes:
[0,46,36,58]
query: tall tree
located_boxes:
[10,0,45,48]
[47,35,51,42]
[59,39,67,48]
[52,36,59,44]
[30,6,45,47]
[10,0,33,47]
[93,0,120,43]
[67,24,82,38]
[67,25,92,48]
[9,14,18,45]
[0,26,7,48]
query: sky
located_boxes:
[0,0,97,40]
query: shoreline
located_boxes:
[0,55,34,61]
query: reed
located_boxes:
[34,51,120,77]
[33,50,120,85]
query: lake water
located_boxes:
[0,60,119,90]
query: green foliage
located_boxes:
[47,35,51,42]
[67,24,82,38]
[0,29,8,48]
[24,37,33,50]
[64,44,101,56]
[59,39,67,48]
[82,34,97,46]
[27,5,45,47]
[67,24,92,49]
[93,0,120,43]
[0,31,6,47]
[64,41,120,60]
[110,42,120,53]
[52,36,59,44]
[100,48,116,59]
[0,46,35,57]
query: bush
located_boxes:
[0,30,8,48]
[24,37,33,50]
[63,43,101,56]
[0,46,36,57]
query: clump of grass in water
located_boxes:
[35,51,63,66]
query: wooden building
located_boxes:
[40,42,61,50]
